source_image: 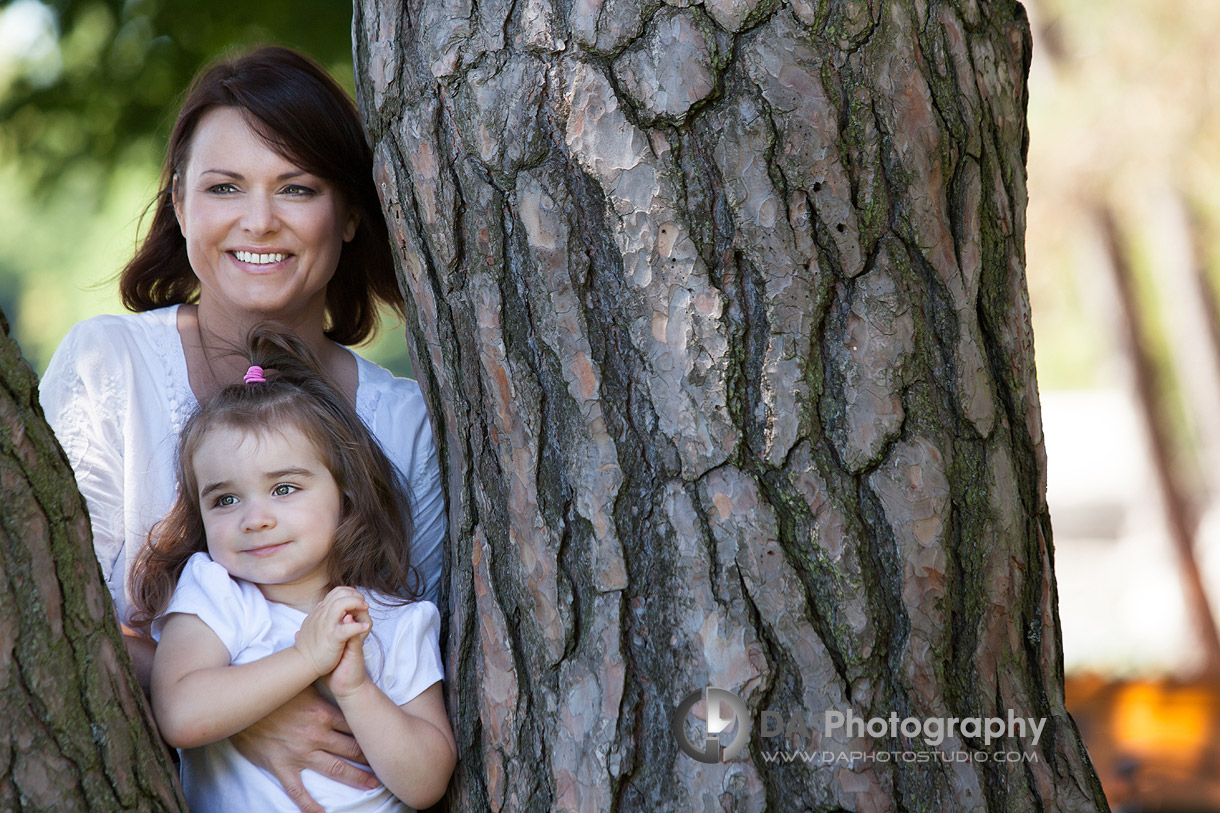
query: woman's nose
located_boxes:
[241,193,281,235]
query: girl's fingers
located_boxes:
[335,615,371,642]
[296,589,370,666]
[325,585,365,603]
[320,588,369,619]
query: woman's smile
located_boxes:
[173,106,357,327]
[230,250,292,268]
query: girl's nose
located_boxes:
[241,503,276,532]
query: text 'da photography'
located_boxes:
[671,687,1045,769]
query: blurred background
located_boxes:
[1,0,1217,807]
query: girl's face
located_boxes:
[173,106,358,329]
[192,422,342,610]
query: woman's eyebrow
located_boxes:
[199,169,308,182]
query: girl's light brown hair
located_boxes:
[128,326,420,632]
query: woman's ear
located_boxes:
[344,207,359,243]
[172,173,185,234]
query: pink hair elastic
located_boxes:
[243,365,266,384]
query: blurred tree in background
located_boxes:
[0,0,411,374]
[0,0,354,177]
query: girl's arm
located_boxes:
[152,587,370,749]
[152,613,320,748]
[334,678,456,809]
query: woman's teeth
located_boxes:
[234,251,287,265]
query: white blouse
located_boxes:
[39,305,446,620]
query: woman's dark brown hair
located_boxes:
[128,325,420,632]
[120,46,400,346]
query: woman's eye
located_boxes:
[282,184,316,196]
[272,484,296,496]
[208,183,238,195]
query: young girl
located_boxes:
[129,328,456,812]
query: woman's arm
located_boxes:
[40,320,133,616]
[122,625,157,693]
[335,679,456,808]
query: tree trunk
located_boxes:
[0,310,185,811]
[355,0,1107,808]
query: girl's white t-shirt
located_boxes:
[154,552,443,813]
[38,305,446,617]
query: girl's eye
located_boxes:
[215,494,237,507]
[272,483,297,496]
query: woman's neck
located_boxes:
[178,303,357,403]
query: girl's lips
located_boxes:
[245,541,291,557]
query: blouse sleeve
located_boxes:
[39,320,128,588]
[377,600,443,706]
[152,553,271,661]
[404,414,446,606]
[365,369,447,606]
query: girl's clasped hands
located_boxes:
[295,587,372,697]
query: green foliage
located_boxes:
[0,0,357,183]
[0,153,157,372]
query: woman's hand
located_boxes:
[230,686,380,813]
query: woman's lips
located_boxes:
[228,250,293,270]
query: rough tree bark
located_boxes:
[0,311,185,811]
[355,0,1107,808]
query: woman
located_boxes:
[39,46,445,812]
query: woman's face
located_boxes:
[173,106,357,327]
